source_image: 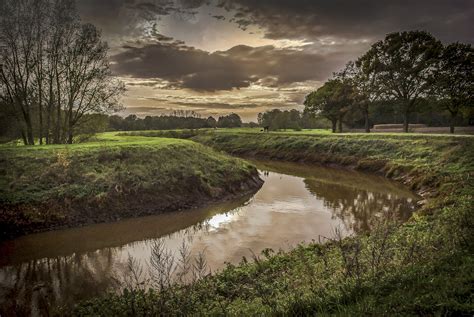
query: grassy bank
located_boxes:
[0,135,262,240]
[75,130,474,316]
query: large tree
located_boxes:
[304,79,354,133]
[0,0,41,145]
[357,31,442,132]
[339,61,382,133]
[0,0,123,145]
[433,43,473,133]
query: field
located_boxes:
[0,134,262,240]
[74,129,474,316]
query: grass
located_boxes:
[73,129,474,316]
[0,134,261,240]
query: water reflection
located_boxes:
[0,160,418,315]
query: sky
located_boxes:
[77,0,474,121]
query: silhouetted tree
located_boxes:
[0,0,124,145]
[433,43,474,133]
[357,31,442,132]
[304,79,354,133]
[339,61,382,132]
[217,113,242,128]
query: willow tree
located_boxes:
[357,31,442,132]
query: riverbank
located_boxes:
[0,137,262,240]
[76,130,473,315]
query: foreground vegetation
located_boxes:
[0,134,262,240]
[74,130,474,315]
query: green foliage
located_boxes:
[433,42,474,132]
[304,79,355,132]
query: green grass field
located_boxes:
[74,129,474,316]
[0,134,261,239]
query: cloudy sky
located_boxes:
[78,0,474,121]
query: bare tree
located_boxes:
[60,22,124,143]
[0,0,41,145]
[0,0,124,145]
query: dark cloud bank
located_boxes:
[81,0,473,93]
[112,42,348,91]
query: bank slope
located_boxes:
[0,138,262,240]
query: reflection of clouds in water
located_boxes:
[206,212,239,232]
[0,161,419,314]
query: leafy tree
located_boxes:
[339,61,382,132]
[433,43,474,133]
[206,116,217,128]
[217,113,242,128]
[357,31,442,132]
[304,79,354,133]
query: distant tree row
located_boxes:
[304,31,473,133]
[0,0,124,145]
[257,109,330,130]
[108,112,242,131]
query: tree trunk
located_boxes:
[363,107,370,133]
[331,119,337,133]
[337,116,343,133]
[67,113,74,144]
[54,68,61,144]
[403,110,409,133]
[46,81,54,144]
[450,112,457,134]
[25,114,35,145]
[38,92,43,145]
[45,104,51,144]
[67,130,73,144]
[20,130,28,146]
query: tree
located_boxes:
[0,0,124,145]
[357,31,442,132]
[61,23,124,143]
[217,113,242,128]
[0,0,41,145]
[206,116,217,128]
[340,61,382,132]
[304,79,354,133]
[433,43,473,133]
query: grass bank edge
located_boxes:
[0,137,263,240]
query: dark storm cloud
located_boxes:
[173,101,260,109]
[77,0,207,38]
[80,0,473,94]
[217,0,474,43]
[112,42,347,91]
[78,0,474,47]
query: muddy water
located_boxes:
[0,160,419,314]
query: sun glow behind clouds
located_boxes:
[77,0,474,121]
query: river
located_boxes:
[0,160,419,315]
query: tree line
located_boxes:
[0,0,124,145]
[257,109,330,130]
[108,112,243,131]
[304,31,473,133]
